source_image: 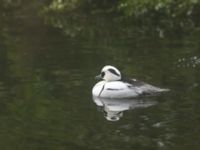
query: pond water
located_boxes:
[0,6,200,150]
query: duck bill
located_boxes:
[95,74,102,80]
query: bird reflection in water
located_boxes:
[93,97,157,121]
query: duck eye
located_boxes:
[101,72,105,77]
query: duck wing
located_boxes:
[124,78,170,95]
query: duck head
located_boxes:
[95,65,121,81]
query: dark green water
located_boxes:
[0,5,200,150]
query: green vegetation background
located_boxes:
[1,0,200,38]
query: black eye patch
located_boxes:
[101,72,105,77]
[108,69,120,76]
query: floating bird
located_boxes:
[92,65,169,98]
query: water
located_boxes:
[0,5,200,150]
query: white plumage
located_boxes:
[92,65,169,98]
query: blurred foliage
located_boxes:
[41,0,200,37]
[118,0,200,25]
[0,0,200,38]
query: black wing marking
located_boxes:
[106,88,123,91]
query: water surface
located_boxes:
[0,5,200,150]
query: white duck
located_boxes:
[92,65,169,98]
